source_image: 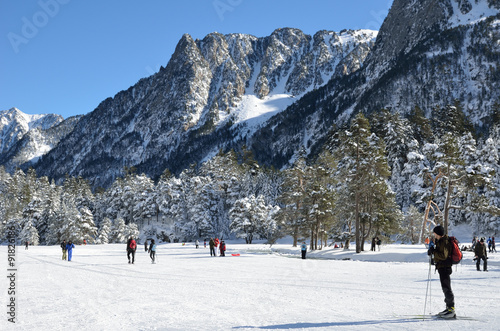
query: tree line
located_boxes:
[1,104,499,252]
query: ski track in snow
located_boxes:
[1,243,499,330]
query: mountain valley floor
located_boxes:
[1,241,498,330]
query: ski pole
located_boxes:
[423,255,432,316]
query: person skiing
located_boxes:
[376,237,382,251]
[492,237,497,253]
[427,225,455,319]
[195,239,199,249]
[25,241,29,250]
[148,239,157,263]
[66,241,75,262]
[487,237,492,252]
[127,237,137,264]
[144,239,148,252]
[371,237,376,251]
[204,240,207,248]
[61,240,67,260]
[474,237,487,271]
[220,240,226,256]
[301,242,307,259]
[209,238,216,257]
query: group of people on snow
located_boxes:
[126,237,157,264]
[208,237,226,256]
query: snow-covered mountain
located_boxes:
[31,28,376,188]
[3,0,498,188]
[0,114,81,170]
[250,0,500,167]
[0,108,63,155]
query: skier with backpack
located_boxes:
[427,225,457,319]
[127,237,137,264]
[219,240,226,256]
[148,239,157,263]
[474,237,488,271]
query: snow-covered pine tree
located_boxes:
[125,222,140,241]
[110,218,128,243]
[277,151,307,247]
[19,219,39,246]
[97,217,112,244]
[399,205,423,244]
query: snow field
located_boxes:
[1,243,499,330]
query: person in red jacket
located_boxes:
[127,237,137,264]
[220,240,226,256]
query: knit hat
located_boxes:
[433,225,445,236]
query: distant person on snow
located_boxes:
[427,225,455,319]
[66,241,75,262]
[196,239,199,249]
[209,238,216,257]
[148,239,157,263]
[219,240,226,256]
[127,237,137,264]
[301,242,307,259]
[61,240,67,260]
[474,237,487,272]
[144,240,148,252]
[492,237,497,253]
[25,241,29,250]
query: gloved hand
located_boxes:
[427,246,435,256]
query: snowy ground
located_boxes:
[1,241,499,330]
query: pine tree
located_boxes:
[97,217,112,244]
[110,218,128,243]
[19,219,39,246]
[335,113,400,252]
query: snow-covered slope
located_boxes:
[3,242,497,330]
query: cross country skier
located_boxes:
[61,240,67,260]
[301,242,307,259]
[144,239,148,252]
[66,241,75,262]
[127,237,137,264]
[148,239,157,263]
[209,238,216,256]
[427,225,455,319]
[474,237,488,271]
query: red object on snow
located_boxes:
[231,254,240,256]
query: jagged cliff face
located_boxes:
[31,28,376,187]
[358,0,500,123]
[249,0,500,168]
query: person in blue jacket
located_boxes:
[301,242,307,259]
[66,241,75,262]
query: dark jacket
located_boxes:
[474,241,487,258]
[433,235,452,269]
[209,239,215,248]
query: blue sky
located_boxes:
[1,0,393,119]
